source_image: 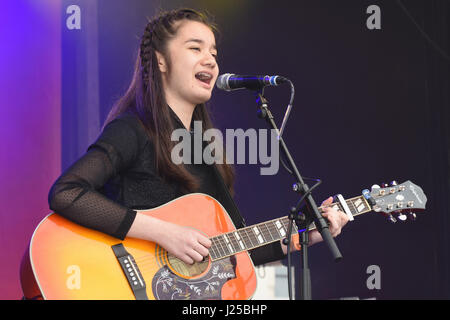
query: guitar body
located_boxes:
[22,193,257,300]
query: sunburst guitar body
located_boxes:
[23,194,258,300]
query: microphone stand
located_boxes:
[254,91,343,300]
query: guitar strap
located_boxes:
[190,119,246,230]
[211,163,247,229]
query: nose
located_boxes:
[201,52,217,69]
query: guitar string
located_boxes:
[133,214,307,267]
[133,215,299,264]
[133,198,368,266]
[135,216,369,272]
[126,204,374,278]
[133,222,289,267]
[132,201,346,265]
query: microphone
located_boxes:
[216,73,288,91]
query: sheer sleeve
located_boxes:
[249,241,286,266]
[48,116,144,240]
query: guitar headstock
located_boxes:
[362,180,427,223]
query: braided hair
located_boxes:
[103,8,234,194]
[139,9,219,89]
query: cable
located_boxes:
[278,80,295,138]
[396,0,450,62]
[285,178,322,300]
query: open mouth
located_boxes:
[195,72,213,87]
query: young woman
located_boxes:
[48,9,348,275]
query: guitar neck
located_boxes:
[208,195,372,261]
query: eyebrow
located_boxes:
[184,38,217,50]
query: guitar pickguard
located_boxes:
[151,256,236,300]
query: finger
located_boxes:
[321,196,334,206]
[193,241,210,258]
[180,254,194,265]
[322,211,340,237]
[340,211,350,225]
[197,234,212,248]
[188,249,205,263]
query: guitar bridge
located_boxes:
[111,243,148,300]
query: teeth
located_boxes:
[196,72,212,80]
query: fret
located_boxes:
[209,242,219,260]
[264,221,277,240]
[352,197,363,213]
[240,228,255,249]
[213,236,227,258]
[227,232,240,253]
[354,197,363,213]
[281,218,292,236]
[261,222,277,242]
[274,219,287,238]
[346,199,358,216]
[349,196,370,215]
[206,191,377,261]
[271,220,281,238]
[282,218,297,237]
[282,217,290,229]
[334,195,355,221]
[280,218,288,234]
[246,227,260,248]
[223,234,235,254]
[220,235,232,256]
[252,226,265,245]
[233,231,246,250]
[354,196,371,216]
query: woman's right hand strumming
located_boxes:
[127,212,212,265]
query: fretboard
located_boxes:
[209,195,372,261]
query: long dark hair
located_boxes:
[103,8,234,194]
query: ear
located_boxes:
[155,51,167,73]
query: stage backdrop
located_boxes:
[1,0,448,299]
[0,1,61,299]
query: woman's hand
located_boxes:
[308,196,350,246]
[281,196,350,253]
[156,221,212,265]
[127,213,211,265]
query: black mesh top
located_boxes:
[48,109,285,266]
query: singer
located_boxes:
[25,8,349,300]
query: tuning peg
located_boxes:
[371,184,381,191]
[390,180,398,186]
[388,215,397,223]
[396,211,407,221]
[408,212,417,221]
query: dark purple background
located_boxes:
[1,0,448,299]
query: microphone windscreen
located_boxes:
[216,73,234,91]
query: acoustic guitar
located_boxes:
[21,180,426,300]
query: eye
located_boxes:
[190,47,201,52]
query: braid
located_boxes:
[139,13,175,87]
[139,9,219,87]
[140,21,154,85]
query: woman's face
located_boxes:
[158,20,219,107]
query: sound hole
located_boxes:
[167,254,210,278]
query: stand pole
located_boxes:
[255,92,343,300]
[299,223,311,300]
